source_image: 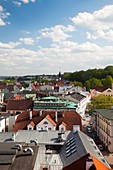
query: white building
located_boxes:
[36,115,56,131]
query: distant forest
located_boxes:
[63,66,113,91]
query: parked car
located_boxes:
[87,126,92,133]
[89,122,93,126]
[98,144,104,151]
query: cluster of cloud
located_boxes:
[19,37,34,45]
[71,5,113,42]
[13,0,36,6]
[0,5,10,26]
[71,5,113,30]
[37,25,75,43]
[1,4,113,75]
[0,38,113,75]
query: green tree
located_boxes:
[84,78,102,91]
[101,75,113,88]
[73,81,83,87]
[84,80,91,91]
[92,94,113,109]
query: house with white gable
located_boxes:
[102,88,113,97]
[27,121,35,130]
[59,122,66,131]
[36,115,57,131]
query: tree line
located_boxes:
[63,66,113,90]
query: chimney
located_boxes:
[29,111,32,120]
[40,110,42,116]
[55,111,58,122]
[12,133,15,141]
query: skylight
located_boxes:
[66,136,77,157]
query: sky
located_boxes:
[0,0,113,76]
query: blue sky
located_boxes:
[0,0,113,76]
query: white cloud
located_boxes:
[86,29,113,41]
[13,1,22,6]
[71,5,113,30]
[0,39,113,75]
[21,0,36,3]
[0,42,21,49]
[0,6,3,12]
[0,18,5,26]
[38,25,75,42]
[0,5,10,26]
[19,37,34,45]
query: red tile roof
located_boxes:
[29,121,35,127]
[45,115,57,126]
[55,80,65,86]
[12,110,82,132]
[91,86,107,92]
[0,85,6,90]
[6,99,33,111]
[61,122,66,126]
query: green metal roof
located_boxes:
[96,109,113,120]
[34,97,77,109]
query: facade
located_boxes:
[0,117,6,132]
[102,88,113,97]
[94,109,113,152]
[90,86,113,98]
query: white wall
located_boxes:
[8,115,18,131]
[59,124,66,131]
[0,118,6,132]
[36,117,56,131]
[27,124,34,130]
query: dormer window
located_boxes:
[107,89,111,92]
[43,121,48,124]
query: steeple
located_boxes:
[58,70,61,80]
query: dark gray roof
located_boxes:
[59,131,110,168]
[78,131,110,168]
[60,131,87,167]
[0,142,38,170]
[95,109,113,120]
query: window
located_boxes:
[48,127,51,130]
[45,126,48,131]
[61,127,64,131]
[107,90,111,92]
[43,121,48,124]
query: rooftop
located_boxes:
[6,98,33,111]
[0,130,111,169]
[60,131,111,169]
[0,130,70,145]
[0,142,38,170]
[95,109,113,120]
[34,96,77,109]
[12,110,82,131]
